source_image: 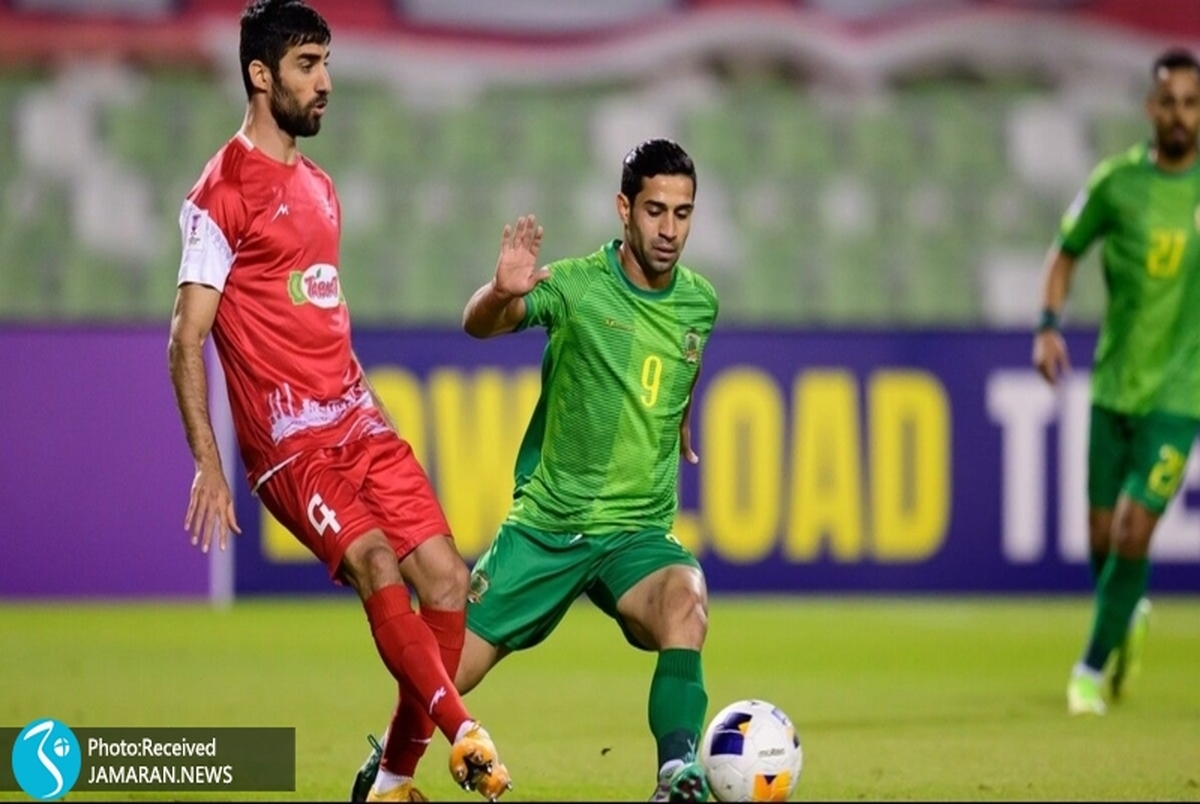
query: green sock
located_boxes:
[1089,548,1110,587]
[648,648,708,770]
[1083,555,1149,671]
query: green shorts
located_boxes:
[465,521,701,652]
[1088,404,1200,514]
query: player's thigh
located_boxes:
[257,444,384,581]
[588,530,703,651]
[466,522,595,652]
[359,434,454,562]
[1122,410,1200,514]
[1088,405,1134,510]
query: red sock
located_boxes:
[364,586,471,743]
[382,608,467,776]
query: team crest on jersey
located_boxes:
[288,263,344,309]
[468,570,489,604]
[683,329,702,364]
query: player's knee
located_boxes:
[340,532,401,597]
[1113,525,1154,557]
[420,558,470,611]
[1112,503,1157,557]
[663,576,708,647]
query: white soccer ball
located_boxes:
[53,737,71,758]
[700,699,803,802]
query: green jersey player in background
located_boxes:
[1032,48,1200,716]
[461,139,717,801]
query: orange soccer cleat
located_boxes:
[448,722,513,801]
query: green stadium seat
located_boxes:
[308,81,421,182]
[0,181,74,318]
[0,70,1124,328]
[849,106,922,185]
[899,231,980,325]
[684,104,753,181]
[916,88,1010,182]
[0,245,56,320]
[820,236,894,325]
[58,252,139,320]
[494,90,592,177]
[102,80,188,180]
[0,81,22,186]
[728,178,822,322]
[759,92,837,178]
[1090,113,1148,159]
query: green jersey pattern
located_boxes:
[509,240,719,533]
[1059,142,1200,417]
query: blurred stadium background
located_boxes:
[7,0,1195,326]
[3,2,1200,799]
[5,0,1200,595]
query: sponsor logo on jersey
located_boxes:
[683,329,701,363]
[287,263,344,309]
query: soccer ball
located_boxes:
[53,737,71,757]
[700,699,803,802]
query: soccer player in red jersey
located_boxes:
[166,2,511,800]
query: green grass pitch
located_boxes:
[2,596,1198,801]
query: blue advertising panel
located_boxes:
[233,327,1200,595]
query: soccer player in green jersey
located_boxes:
[1032,48,1200,716]
[462,139,716,801]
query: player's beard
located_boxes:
[1156,119,1198,161]
[270,82,324,138]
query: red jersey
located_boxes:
[177,133,389,488]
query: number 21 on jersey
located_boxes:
[1146,228,1187,278]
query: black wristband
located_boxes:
[1037,309,1060,332]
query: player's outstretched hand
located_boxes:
[184,465,242,553]
[1032,329,1070,386]
[494,215,549,299]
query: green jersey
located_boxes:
[508,240,719,533]
[1059,142,1200,417]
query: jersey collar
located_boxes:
[604,240,677,299]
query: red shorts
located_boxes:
[257,432,452,581]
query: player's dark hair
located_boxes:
[1152,47,1200,80]
[620,139,697,203]
[239,0,331,98]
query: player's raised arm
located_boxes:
[462,214,549,338]
[168,282,241,553]
[1032,246,1077,386]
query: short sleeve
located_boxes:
[1057,163,1113,258]
[177,185,244,292]
[517,262,570,332]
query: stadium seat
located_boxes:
[58,252,140,320]
[900,230,980,325]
